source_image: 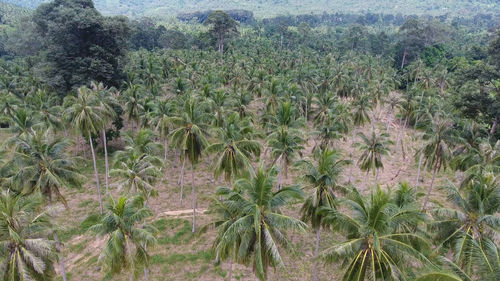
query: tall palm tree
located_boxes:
[0,191,56,281]
[170,96,210,232]
[206,113,261,184]
[213,164,306,281]
[64,86,105,214]
[430,174,500,278]
[122,84,144,131]
[296,148,350,281]
[149,99,175,162]
[355,131,393,186]
[320,187,431,281]
[421,115,454,210]
[89,195,157,281]
[90,81,119,193]
[267,126,305,189]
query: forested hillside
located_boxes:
[3,0,500,18]
[0,0,499,281]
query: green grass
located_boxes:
[150,250,212,265]
[155,218,194,245]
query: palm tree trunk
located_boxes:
[48,196,67,281]
[348,129,356,183]
[191,162,197,233]
[101,129,109,193]
[179,156,186,205]
[415,140,424,186]
[489,117,498,142]
[228,258,233,281]
[375,169,379,186]
[144,267,149,281]
[363,171,369,189]
[277,157,283,190]
[422,163,438,210]
[129,274,133,281]
[312,228,321,281]
[89,133,103,214]
[164,139,168,162]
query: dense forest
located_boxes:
[0,0,499,280]
[2,0,500,17]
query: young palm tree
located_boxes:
[169,96,210,232]
[355,131,393,186]
[206,113,261,184]
[421,115,454,210]
[89,195,157,281]
[0,191,56,281]
[296,148,350,281]
[430,174,500,278]
[267,126,305,189]
[122,129,162,156]
[320,187,431,281]
[213,164,306,281]
[111,149,163,202]
[64,86,106,214]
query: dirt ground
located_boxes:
[52,98,454,281]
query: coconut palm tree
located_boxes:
[169,95,210,232]
[295,148,350,281]
[111,149,163,203]
[212,164,306,281]
[421,115,455,210]
[122,84,144,131]
[8,107,41,138]
[8,130,84,281]
[267,126,305,189]
[90,81,119,193]
[452,140,500,187]
[9,130,84,206]
[355,131,393,186]
[320,187,431,281]
[430,174,500,278]
[0,191,56,281]
[89,195,157,281]
[149,99,175,162]
[27,89,63,133]
[64,86,106,214]
[206,112,261,184]
[122,129,162,156]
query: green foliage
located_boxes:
[32,0,130,91]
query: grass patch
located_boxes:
[78,199,97,208]
[150,250,212,265]
[156,218,194,245]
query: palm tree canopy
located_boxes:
[213,164,306,280]
[89,195,157,277]
[320,186,430,281]
[0,191,56,281]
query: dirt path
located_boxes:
[160,209,208,216]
